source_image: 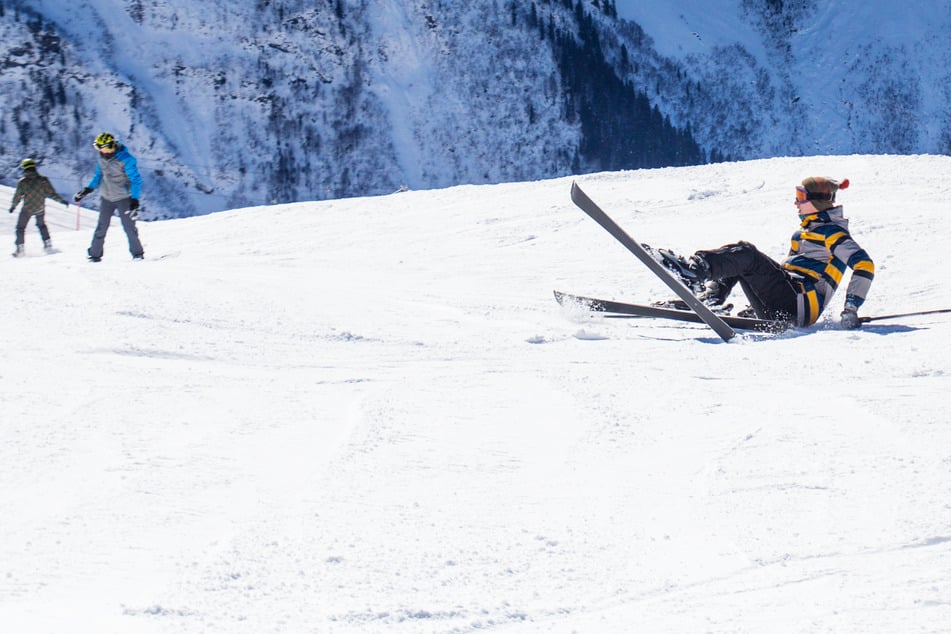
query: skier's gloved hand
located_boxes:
[73,187,93,202]
[125,199,140,220]
[840,306,861,330]
[7,208,12,214]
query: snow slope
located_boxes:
[2,155,950,633]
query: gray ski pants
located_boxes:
[88,197,143,259]
[15,209,50,245]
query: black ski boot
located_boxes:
[698,279,731,308]
[653,295,734,315]
[737,306,757,318]
[658,249,710,293]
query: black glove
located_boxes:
[73,187,93,202]
[840,307,861,330]
[7,208,12,214]
[129,198,139,211]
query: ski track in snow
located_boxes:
[1,155,951,633]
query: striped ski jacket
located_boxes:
[783,206,874,325]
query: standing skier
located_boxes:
[658,176,874,329]
[73,132,144,261]
[9,158,68,257]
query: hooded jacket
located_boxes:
[783,205,875,323]
[11,169,67,214]
[86,143,142,202]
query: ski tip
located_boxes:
[569,181,587,205]
[553,290,577,308]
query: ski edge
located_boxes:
[554,291,791,333]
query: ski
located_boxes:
[569,182,737,341]
[555,291,789,332]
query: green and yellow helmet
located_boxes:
[93,132,117,149]
[20,158,36,170]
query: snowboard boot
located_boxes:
[658,249,710,293]
[44,239,54,253]
[12,244,24,258]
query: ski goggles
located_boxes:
[795,186,832,203]
[95,141,116,150]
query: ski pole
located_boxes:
[860,308,951,323]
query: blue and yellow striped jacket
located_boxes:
[783,206,874,325]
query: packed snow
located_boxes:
[2,155,950,632]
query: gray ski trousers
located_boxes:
[15,209,50,245]
[88,197,143,259]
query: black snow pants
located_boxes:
[698,241,802,323]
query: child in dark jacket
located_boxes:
[9,158,68,257]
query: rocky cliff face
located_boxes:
[2,1,948,218]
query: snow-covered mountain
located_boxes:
[615,0,951,157]
[2,1,950,218]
